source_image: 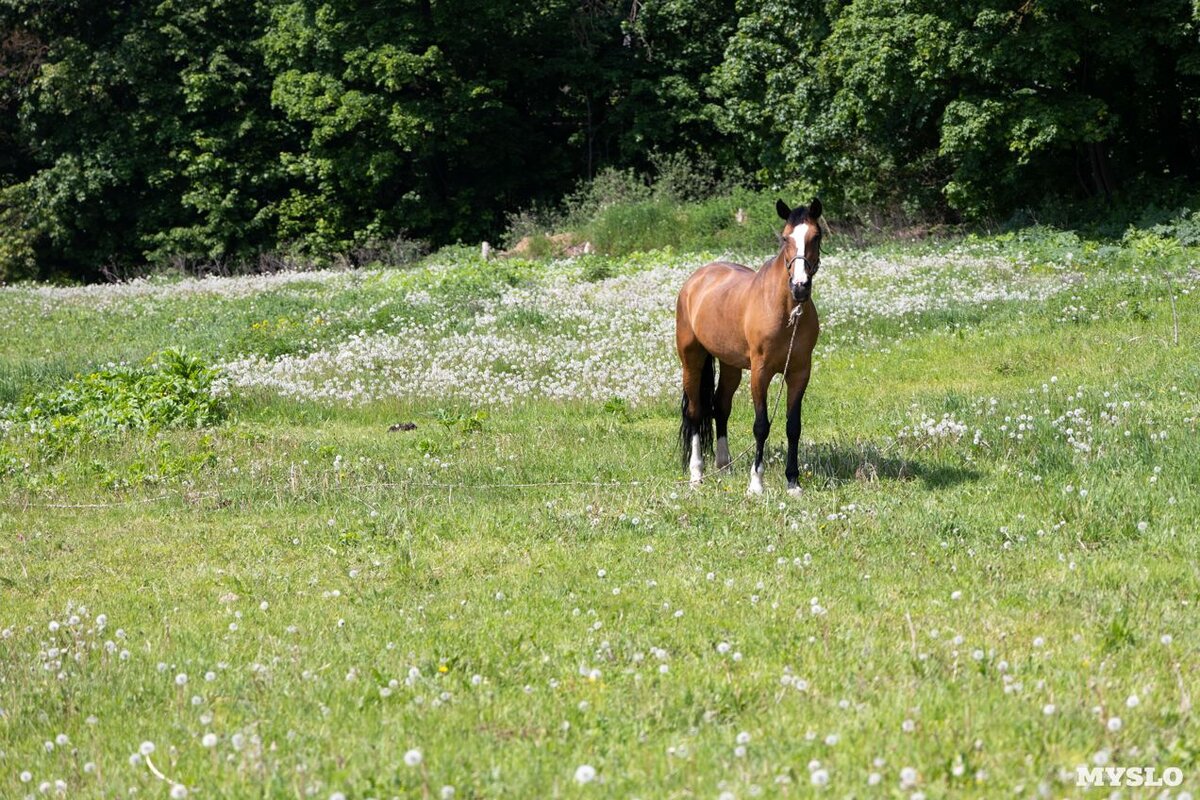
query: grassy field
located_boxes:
[0,228,1197,799]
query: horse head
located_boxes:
[775,198,825,304]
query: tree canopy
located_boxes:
[2,0,1197,280]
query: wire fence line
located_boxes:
[0,452,774,510]
[0,433,779,510]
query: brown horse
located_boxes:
[675,198,824,495]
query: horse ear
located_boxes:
[809,197,823,221]
[775,199,791,221]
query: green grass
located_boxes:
[0,232,1198,798]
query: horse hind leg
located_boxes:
[714,361,742,470]
[678,352,715,484]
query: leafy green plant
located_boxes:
[1123,227,1184,261]
[580,256,615,282]
[1154,209,1200,247]
[4,349,227,445]
[432,407,489,435]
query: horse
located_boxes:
[675,198,824,495]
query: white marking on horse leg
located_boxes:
[715,436,730,469]
[689,433,703,485]
[747,462,764,495]
[787,482,803,497]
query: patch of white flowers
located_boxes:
[897,413,969,444]
[0,243,1131,408]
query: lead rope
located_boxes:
[769,302,804,425]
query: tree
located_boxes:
[708,0,836,188]
[0,0,286,279]
[711,0,1200,218]
[2,0,1198,278]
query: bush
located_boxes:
[3,350,227,444]
[583,200,681,254]
[649,151,739,203]
[348,234,430,268]
[502,206,562,250]
[578,188,785,256]
[501,156,791,257]
[0,184,39,283]
[561,168,653,227]
[1149,209,1200,247]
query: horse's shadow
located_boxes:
[779,440,979,489]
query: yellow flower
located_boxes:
[438,664,449,674]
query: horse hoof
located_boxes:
[787,483,803,497]
[746,482,764,496]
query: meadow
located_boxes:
[0,226,1197,799]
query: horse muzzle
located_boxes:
[791,284,810,303]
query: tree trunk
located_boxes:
[1087,142,1115,200]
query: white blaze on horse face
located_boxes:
[748,461,764,495]
[789,223,811,287]
[689,434,703,484]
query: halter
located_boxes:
[786,253,817,280]
[785,249,818,323]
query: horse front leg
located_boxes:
[784,365,812,496]
[747,363,773,495]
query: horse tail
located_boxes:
[678,354,716,471]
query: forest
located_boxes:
[1,0,1198,281]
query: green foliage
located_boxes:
[561,167,654,227]
[708,0,834,183]
[711,0,1200,219]
[568,187,797,256]
[3,349,226,444]
[432,407,488,435]
[1122,227,1184,261]
[649,150,740,203]
[505,156,781,256]
[0,183,37,282]
[1147,209,1200,246]
[0,0,1197,276]
[0,0,288,278]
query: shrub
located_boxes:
[0,184,40,283]
[1149,209,1200,247]
[502,206,563,250]
[650,151,731,203]
[561,168,653,227]
[584,201,680,254]
[3,350,227,443]
[349,234,430,268]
